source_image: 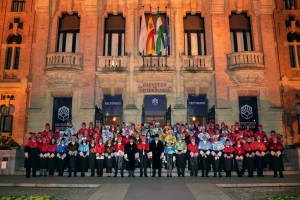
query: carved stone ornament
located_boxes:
[45,70,81,87]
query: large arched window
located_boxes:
[104,14,125,56]
[6,35,22,70]
[57,13,80,53]
[229,13,253,53]
[184,14,206,56]
[287,32,300,68]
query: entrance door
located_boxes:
[102,95,123,124]
[53,98,72,131]
[144,95,166,126]
[187,95,208,125]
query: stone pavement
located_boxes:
[0,175,299,200]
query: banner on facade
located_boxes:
[53,98,72,131]
[238,96,259,132]
[138,82,172,93]
[144,95,166,116]
[103,95,123,116]
[188,95,207,116]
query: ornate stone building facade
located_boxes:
[0,0,291,145]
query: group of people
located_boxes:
[24,121,284,178]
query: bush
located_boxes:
[0,196,56,200]
[0,135,21,150]
[263,195,300,200]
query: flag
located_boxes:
[146,14,156,55]
[155,11,165,54]
[165,11,170,48]
[139,10,147,53]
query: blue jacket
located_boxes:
[56,144,67,153]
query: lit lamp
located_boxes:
[113,117,116,121]
[192,117,196,121]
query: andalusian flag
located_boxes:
[155,11,165,54]
[146,14,156,55]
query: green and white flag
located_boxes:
[155,11,166,54]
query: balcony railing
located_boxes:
[46,52,83,70]
[11,1,25,12]
[228,51,264,70]
[97,56,128,73]
[142,56,168,67]
[182,55,213,71]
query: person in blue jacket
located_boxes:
[56,139,68,177]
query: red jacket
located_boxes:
[113,143,125,152]
[94,143,105,154]
[41,130,53,138]
[88,128,95,136]
[223,145,235,153]
[39,142,49,152]
[243,142,256,152]
[254,140,267,151]
[77,128,85,136]
[25,140,39,151]
[234,145,245,155]
[47,143,58,153]
[137,142,149,151]
[268,141,284,151]
[187,143,199,154]
[122,136,130,145]
[244,129,254,137]
[255,131,268,140]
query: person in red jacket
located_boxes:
[223,139,235,177]
[268,130,280,143]
[268,135,284,178]
[24,133,40,178]
[137,135,150,177]
[95,137,105,177]
[254,134,267,177]
[187,136,199,177]
[83,129,91,142]
[39,137,49,177]
[52,127,60,140]
[244,123,254,138]
[36,132,43,145]
[77,122,86,135]
[47,138,57,177]
[234,140,245,177]
[41,123,53,138]
[235,130,247,145]
[243,137,256,177]
[122,130,130,145]
[255,125,268,140]
[113,136,125,177]
[88,122,95,137]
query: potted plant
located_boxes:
[294,142,300,149]
[0,135,20,150]
[9,139,20,149]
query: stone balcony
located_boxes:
[97,56,129,74]
[181,55,214,72]
[227,51,266,85]
[135,56,175,73]
[45,52,83,87]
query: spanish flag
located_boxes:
[146,14,156,55]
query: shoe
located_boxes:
[48,175,51,177]
[91,174,94,177]
[195,174,198,177]
[213,175,216,177]
[33,175,37,177]
[83,174,85,177]
[81,174,84,177]
[100,175,102,177]
[280,176,284,178]
[158,175,161,177]
[261,175,264,177]
[44,174,47,177]
[39,174,43,177]
[151,175,155,177]
[190,174,193,177]
[26,176,30,178]
[74,174,77,177]
[206,175,209,177]
[167,174,169,177]
[97,175,100,177]
[121,175,124,177]
[273,175,277,177]
[201,175,204,177]
[128,175,131,177]
[182,175,185,177]
[219,175,222,178]
[68,175,71,177]
[178,175,180,177]
[140,175,143,177]
[132,175,135,177]
[145,175,148,177]
[114,175,117,177]
[170,174,172,177]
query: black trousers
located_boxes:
[90,168,95,174]
[274,170,283,177]
[115,169,124,176]
[190,169,198,176]
[140,166,147,176]
[26,167,37,178]
[97,168,103,176]
[153,168,161,176]
[177,168,185,176]
[248,169,253,177]
[58,170,64,176]
[68,168,77,176]
[257,168,263,176]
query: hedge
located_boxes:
[263,196,300,200]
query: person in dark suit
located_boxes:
[149,134,164,177]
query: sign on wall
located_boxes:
[239,96,259,132]
[138,83,172,93]
[144,95,166,116]
[188,95,208,116]
[103,95,123,116]
[53,98,72,131]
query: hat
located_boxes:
[246,123,250,127]
[215,124,220,128]
[117,136,122,140]
[136,125,141,128]
[106,125,110,128]
[213,135,219,138]
[222,130,228,134]
[84,129,88,132]
[107,137,113,141]
[167,139,172,144]
[258,125,263,129]
[189,124,194,127]
[168,130,173,133]
[155,122,160,125]
[173,125,177,128]
[190,136,195,140]
[126,123,131,126]
[165,126,169,129]
[60,138,65,141]
[89,122,93,125]
[272,134,278,138]
[230,125,235,129]
[200,126,206,130]
[144,123,149,126]
[221,122,225,126]
[59,131,64,134]
[125,130,130,134]
[129,136,135,140]
[82,122,86,126]
[271,130,276,135]
[45,123,50,127]
[31,133,37,137]
[185,123,189,126]
[95,126,100,130]
[224,125,229,129]
[211,122,215,125]
[256,134,262,139]
[195,121,199,124]
[69,122,73,125]
[239,130,244,134]
[131,123,135,127]
[78,134,83,137]
[235,122,240,126]
[55,127,60,130]
[111,123,115,126]
[154,134,159,138]
[177,134,182,138]
[141,135,146,139]
[82,137,87,140]
[149,124,154,127]
[205,123,210,126]
[225,139,230,142]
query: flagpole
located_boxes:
[166,7,168,56]
[142,6,145,56]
